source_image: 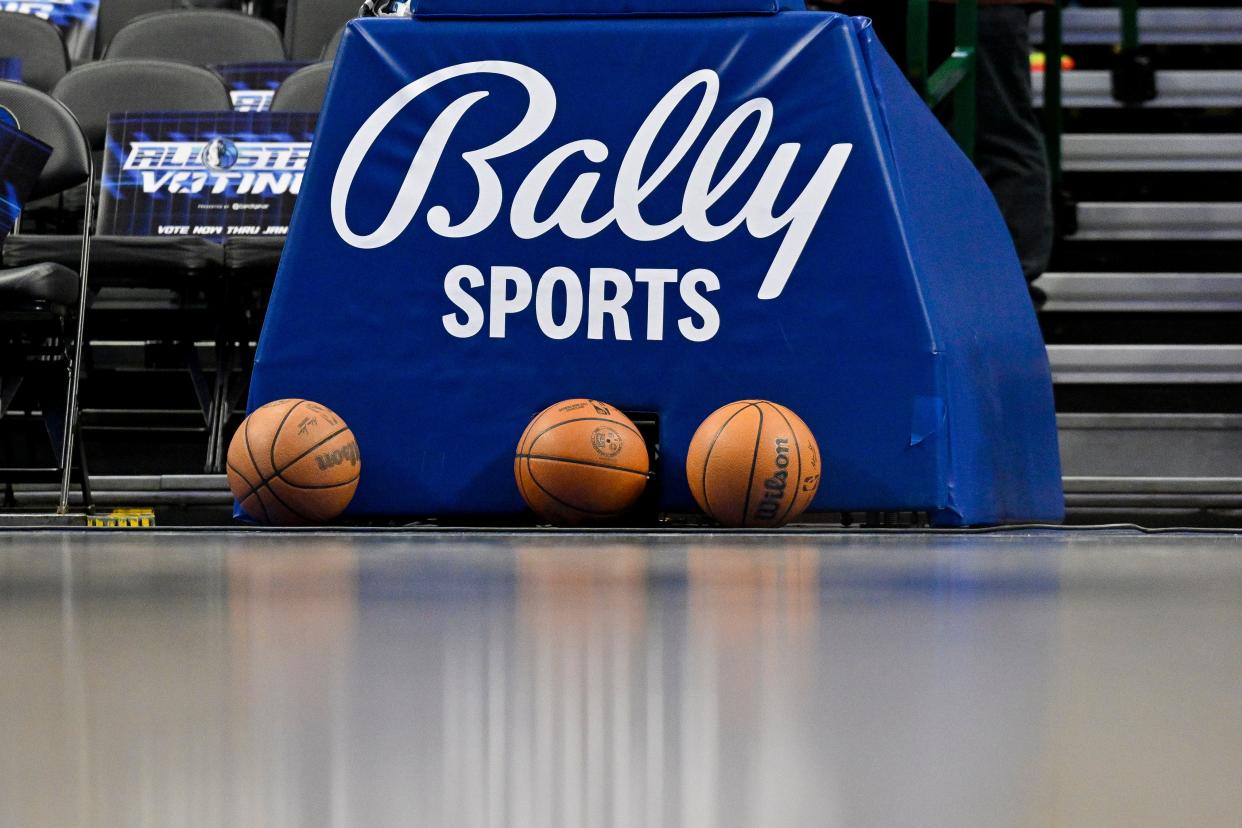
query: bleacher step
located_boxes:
[1035,272,1242,311]
[1073,202,1242,240]
[9,475,232,508]
[1032,8,1242,45]
[1060,414,1242,480]
[1034,71,1242,108]
[1064,134,1242,171]
[1048,344,1242,384]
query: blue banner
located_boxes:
[0,119,52,243]
[97,111,317,239]
[211,62,313,113]
[248,12,1063,525]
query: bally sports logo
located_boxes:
[331,61,852,342]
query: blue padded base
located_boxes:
[414,0,782,18]
[248,12,1063,525]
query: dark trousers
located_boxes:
[816,3,1053,281]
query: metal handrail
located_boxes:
[1121,0,1140,53]
[906,0,978,157]
[1042,1,1142,208]
[1044,3,1065,194]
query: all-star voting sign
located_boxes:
[248,2,1064,526]
[97,112,317,239]
[211,62,313,113]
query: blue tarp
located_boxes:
[248,9,1063,525]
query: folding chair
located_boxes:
[2,61,232,473]
[105,9,286,63]
[283,0,358,60]
[0,82,93,513]
[271,61,332,112]
[0,12,71,93]
[95,0,248,58]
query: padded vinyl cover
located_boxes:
[414,0,781,16]
[249,12,1064,525]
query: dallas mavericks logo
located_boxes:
[331,61,852,303]
[200,138,240,172]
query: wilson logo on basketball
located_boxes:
[753,438,791,523]
[316,441,360,471]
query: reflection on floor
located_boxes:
[2,529,1240,827]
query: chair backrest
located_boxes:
[96,0,180,58]
[284,0,358,60]
[52,60,233,149]
[95,0,240,58]
[105,9,286,63]
[0,82,90,200]
[0,12,71,93]
[270,61,332,112]
[321,24,346,61]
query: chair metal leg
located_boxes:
[58,166,93,516]
[75,428,92,513]
[205,276,231,473]
[1,375,21,418]
[205,347,230,473]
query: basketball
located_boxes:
[686,400,821,528]
[515,399,650,525]
[226,399,361,525]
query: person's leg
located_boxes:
[813,2,1052,286]
[973,6,1053,282]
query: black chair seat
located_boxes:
[3,236,224,287]
[0,262,79,311]
[224,236,286,276]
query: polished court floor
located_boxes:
[2,528,1241,827]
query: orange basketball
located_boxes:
[515,398,650,525]
[226,399,361,525]
[686,400,821,528]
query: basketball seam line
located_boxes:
[767,403,804,526]
[741,403,764,529]
[515,418,536,510]
[235,424,353,504]
[227,460,258,492]
[234,462,354,524]
[259,475,320,524]
[229,462,360,492]
[269,400,308,483]
[517,415,536,456]
[527,416,644,456]
[699,401,759,524]
[515,453,650,477]
[242,405,316,525]
[515,457,532,508]
[242,414,272,524]
[525,454,628,517]
[228,462,269,521]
